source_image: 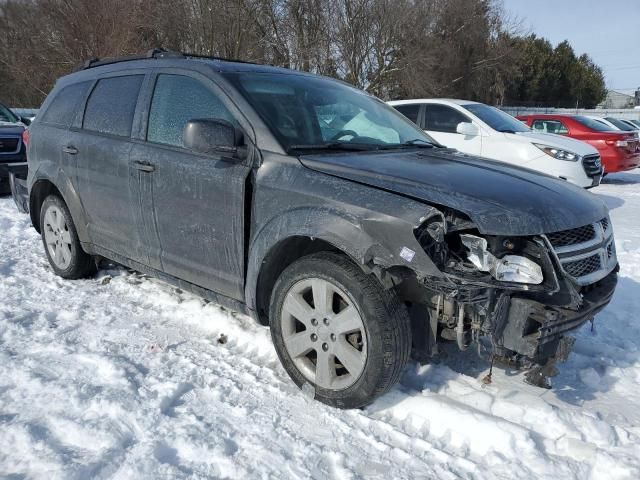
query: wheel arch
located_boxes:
[252,235,352,325]
[246,208,407,325]
[29,173,89,242]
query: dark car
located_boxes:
[518,114,640,173]
[22,50,618,407]
[0,102,28,193]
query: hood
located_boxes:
[300,148,608,236]
[0,123,25,135]
[513,131,599,156]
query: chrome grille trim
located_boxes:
[544,217,617,286]
[581,154,603,178]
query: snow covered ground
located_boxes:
[2,172,640,480]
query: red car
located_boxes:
[518,114,640,173]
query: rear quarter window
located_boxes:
[393,104,421,126]
[83,75,144,137]
[40,81,92,127]
[531,119,569,134]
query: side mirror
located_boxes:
[183,119,246,160]
[20,116,32,126]
[456,122,479,136]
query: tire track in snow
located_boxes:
[2,188,640,480]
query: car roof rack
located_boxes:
[74,48,257,72]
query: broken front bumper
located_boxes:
[500,269,617,363]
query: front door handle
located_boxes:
[62,145,78,155]
[133,161,155,172]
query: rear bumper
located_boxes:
[0,162,29,212]
[601,151,640,173]
[501,269,617,362]
[0,153,27,192]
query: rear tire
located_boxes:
[40,195,96,279]
[270,252,411,409]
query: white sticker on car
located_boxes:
[399,247,415,262]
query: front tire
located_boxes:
[40,195,95,279]
[270,252,411,409]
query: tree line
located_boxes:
[0,0,606,109]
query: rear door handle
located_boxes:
[133,161,155,172]
[62,146,78,155]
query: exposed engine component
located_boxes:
[407,212,618,390]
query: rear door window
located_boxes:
[147,74,236,148]
[424,104,469,133]
[83,75,144,137]
[531,120,569,134]
[40,81,92,127]
[393,104,422,126]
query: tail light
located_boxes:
[605,139,628,148]
[21,129,29,161]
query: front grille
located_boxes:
[545,217,616,285]
[0,136,20,154]
[607,242,614,259]
[563,254,601,277]
[547,224,596,248]
[582,154,603,177]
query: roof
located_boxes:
[387,98,481,106]
[68,48,308,78]
[516,113,579,118]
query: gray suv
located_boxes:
[23,50,618,408]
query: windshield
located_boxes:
[573,115,617,132]
[223,72,436,151]
[604,117,636,131]
[0,104,19,123]
[463,103,530,133]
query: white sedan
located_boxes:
[388,99,603,188]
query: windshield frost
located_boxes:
[224,72,435,150]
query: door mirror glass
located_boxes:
[183,119,243,157]
[456,122,479,136]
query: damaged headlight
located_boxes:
[460,234,543,284]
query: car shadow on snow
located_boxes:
[396,275,640,406]
[600,172,640,186]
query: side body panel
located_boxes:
[245,152,441,314]
[129,68,255,300]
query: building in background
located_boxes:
[600,90,636,109]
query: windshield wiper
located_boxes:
[287,142,377,153]
[378,139,440,149]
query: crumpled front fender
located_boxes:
[245,201,444,313]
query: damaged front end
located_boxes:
[399,210,619,388]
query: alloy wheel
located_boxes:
[43,205,72,270]
[280,278,367,390]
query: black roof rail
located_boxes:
[73,48,259,72]
[180,52,258,66]
[73,48,183,72]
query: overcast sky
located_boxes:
[502,0,640,94]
